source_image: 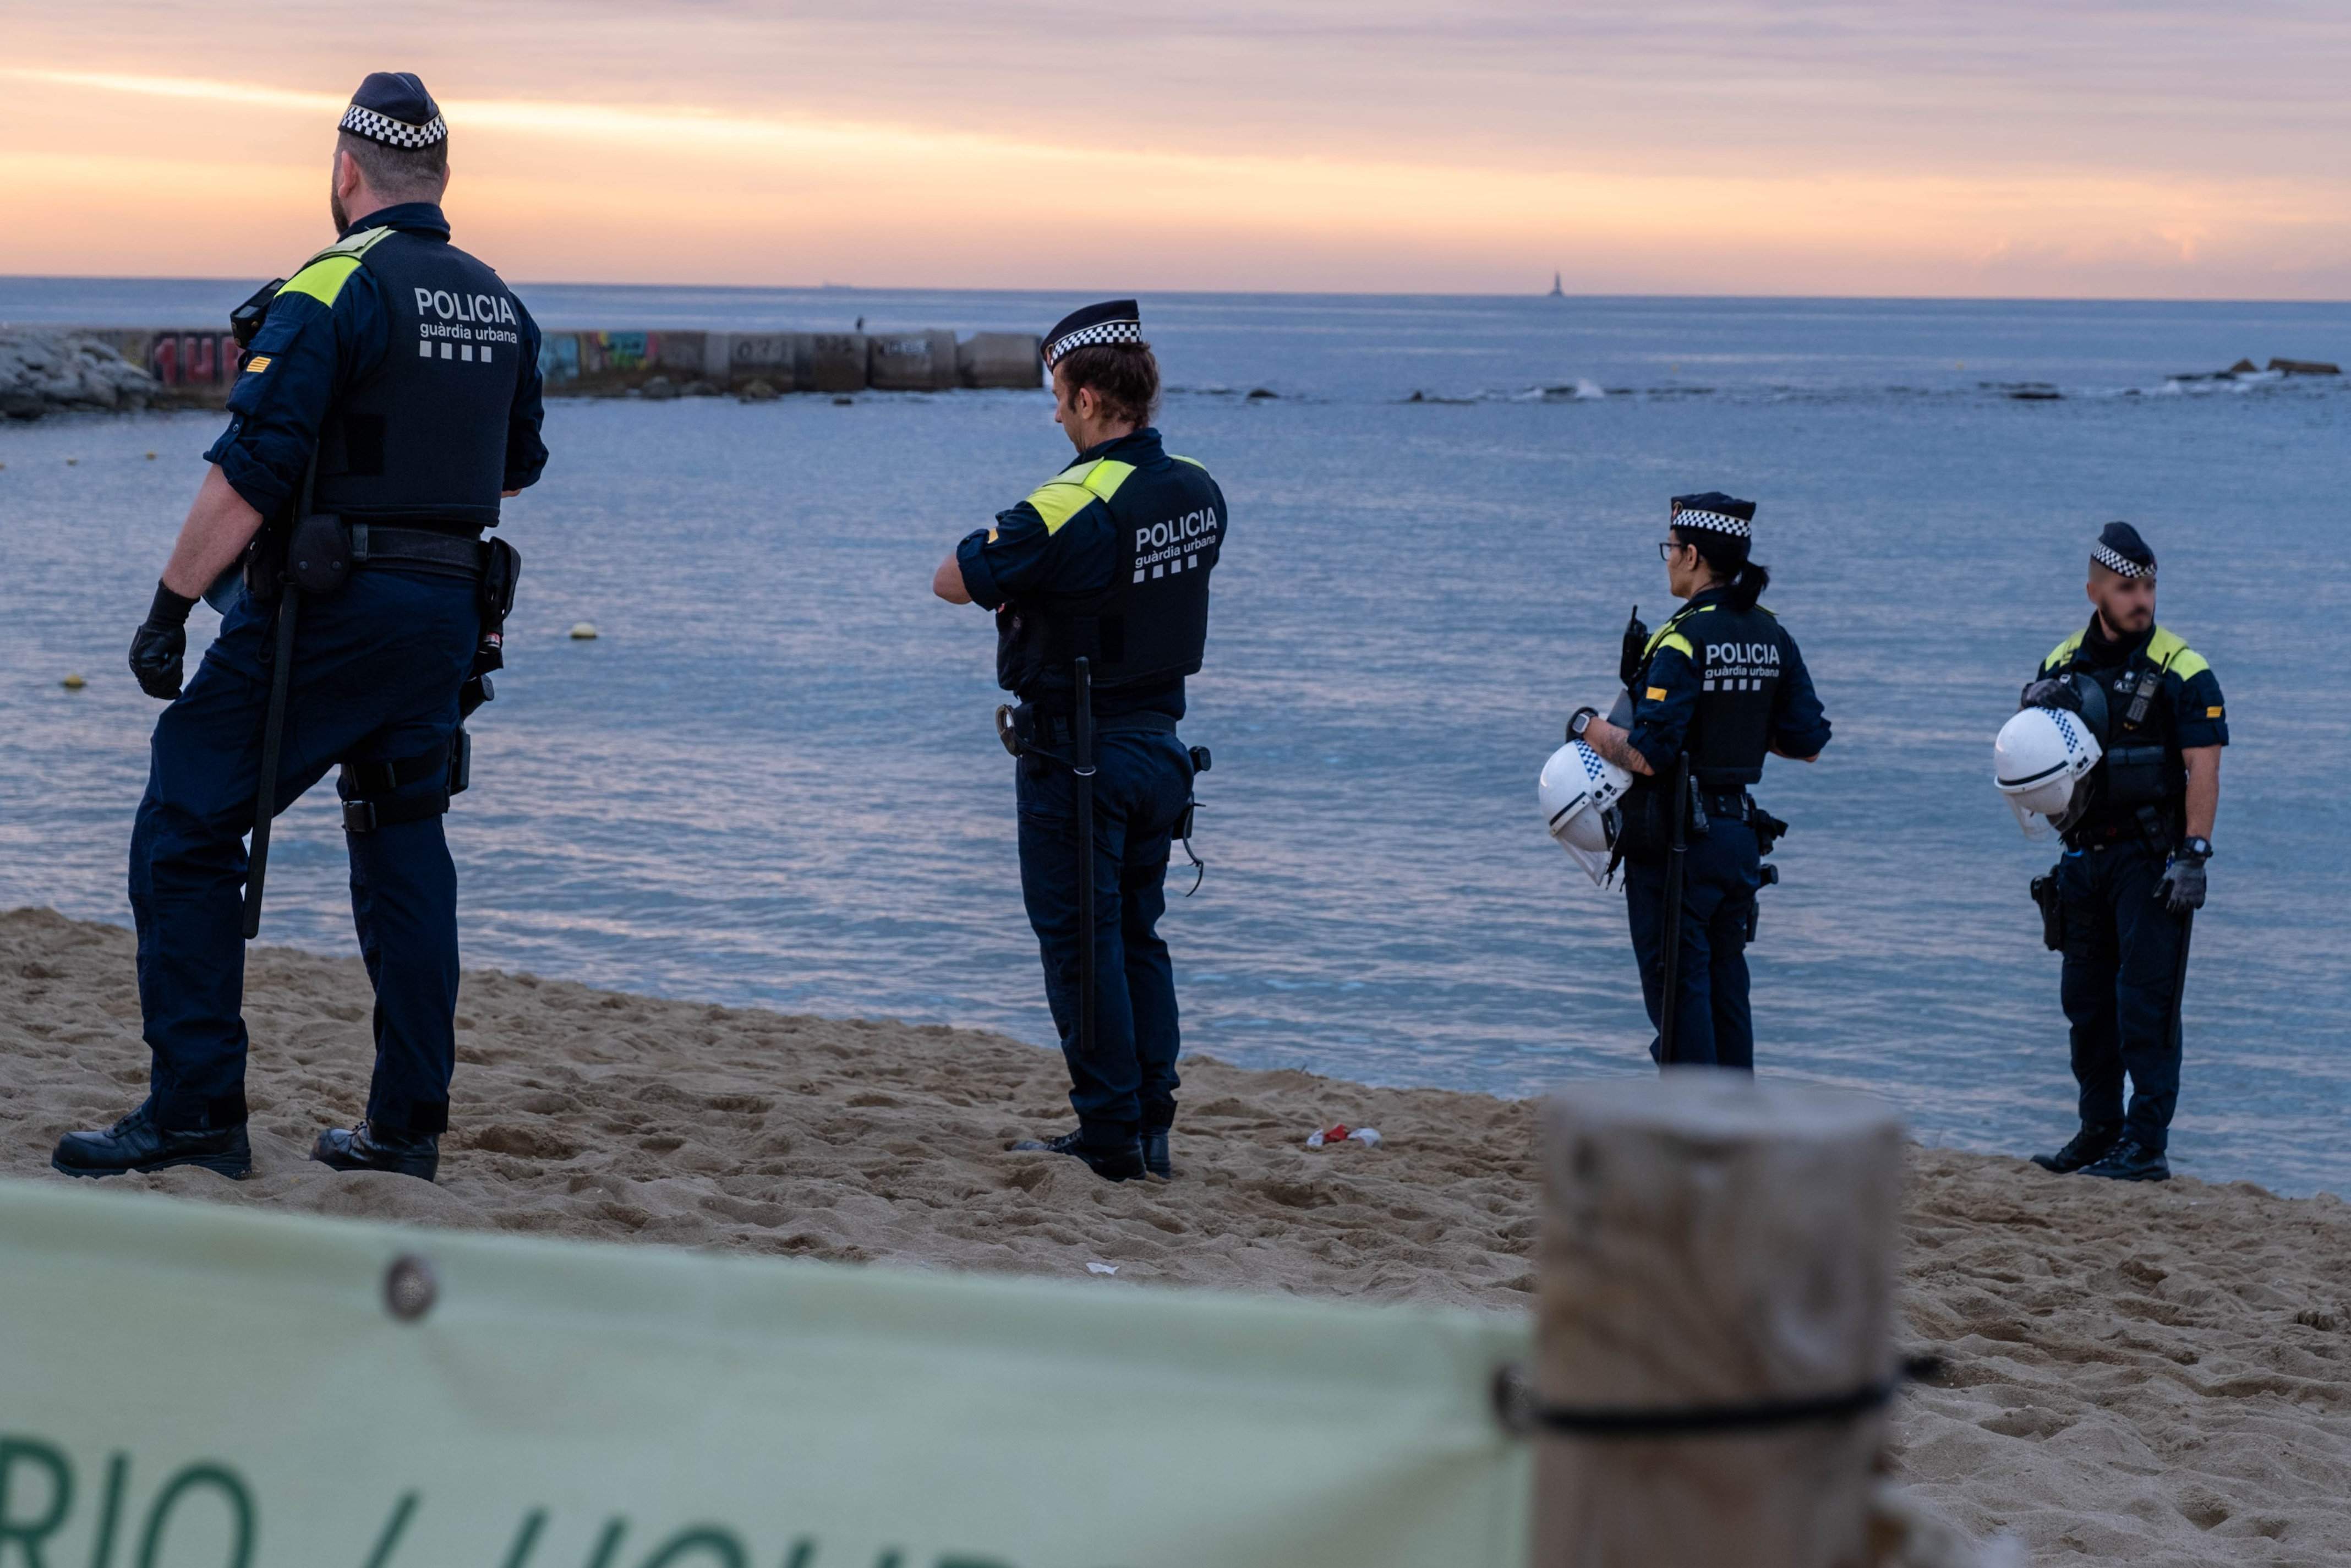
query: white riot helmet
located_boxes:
[1540,740,1634,886]
[1994,705,2102,837]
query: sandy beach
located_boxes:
[5,905,2347,1563]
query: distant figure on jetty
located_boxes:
[53,72,546,1187]
[1572,494,1830,1069]
[2014,523,2223,1184]
[932,300,1228,1183]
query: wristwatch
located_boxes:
[2179,837,2212,862]
[1567,707,1598,744]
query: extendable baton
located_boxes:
[1073,657,1098,1058]
[1656,756,1691,1067]
[242,456,314,939]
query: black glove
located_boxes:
[2019,676,2080,713]
[1617,605,1648,691]
[2156,853,2207,914]
[128,582,196,700]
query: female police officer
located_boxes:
[1573,493,1830,1069]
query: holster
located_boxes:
[2030,869,2064,951]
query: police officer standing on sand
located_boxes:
[2021,524,2223,1183]
[1574,494,1830,1069]
[52,73,544,1184]
[933,301,1228,1183]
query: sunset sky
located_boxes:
[4,2,2348,298]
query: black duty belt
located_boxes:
[1698,789,1753,820]
[1021,707,1178,747]
[352,523,485,578]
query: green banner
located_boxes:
[0,1179,1529,1568]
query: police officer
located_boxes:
[933,301,1227,1183]
[52,73,546,1184]
[2023,523,2223,1183]
[1574,494,1830,1069]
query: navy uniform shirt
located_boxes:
[2036,616,2226,838]
[204,203,547,523]
[956,427,1217,719]
[1628,587,1832,782]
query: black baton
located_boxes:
[1656,756,1691,1068]
[1073,657,1098,1058]
[242,453,315,940]
[242,581,298,939]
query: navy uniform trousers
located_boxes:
[1014,728,1194,1148]
[1623,816,1761,1070]
[2055,840,2189,1152]
[132,567,477,1135]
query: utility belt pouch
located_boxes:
[448,728,472,797]
[244,520,291,603]
[287,511,353,597]
[2030,870,2064,951]
[1750,801,1791,856]
[479,538,522,624]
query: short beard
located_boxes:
[330,188,349,233]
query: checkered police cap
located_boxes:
[2092,520,2156,579]
[1043,299,1142,368]
[1670,491,1756,540]
[340,72,447,150]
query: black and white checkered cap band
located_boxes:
[1672,507,1751,539]
[1043,319,1141,367]
[2092,543,2153,578]
[340,103,447,149]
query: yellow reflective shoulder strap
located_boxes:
[278,255,363,308]
[1644,602,1714,660]
[1024,458,1137,535]
[2044,630,2086,670]
[2147,626,2210,682]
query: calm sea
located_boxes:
[4,282,2347,1193]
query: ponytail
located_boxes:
[1673,525,1770,611]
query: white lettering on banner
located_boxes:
[0,1182,1532,1567]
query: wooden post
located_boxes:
[1532,1072,1903,1568]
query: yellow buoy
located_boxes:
[568,622,599,640]
[61,673,86,690]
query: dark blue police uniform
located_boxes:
[1621,586,1830,1068]
[958,427,1228,1164]
[129,200,544,1146]
[2033,617,2224,1160]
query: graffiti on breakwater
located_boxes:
[147,332,239,390]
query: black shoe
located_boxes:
[52,1103,250,1180]
[312,1121,440,1182]
[1010,1130,1144,1183]
[1141,1127,1173,1180]
[2030,1124,2122,1174]
[2079,1139,2170,1182]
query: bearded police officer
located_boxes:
[2021,523,2223,1183]
[933,301,1227,1183]
[53,73,545,1184]
[1574,494,1830,1070]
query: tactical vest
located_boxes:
[1634,597,1791,790]
[296,226,526,527]
[2043,624,2206,839]
[997,450,1224,703]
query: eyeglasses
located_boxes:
[1658,540,1692,561]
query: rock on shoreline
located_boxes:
[0,331,162,419]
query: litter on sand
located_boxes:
[1304,1124,1381,1150]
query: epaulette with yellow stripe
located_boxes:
[1024,457,1138,535]
[277,225,397,310]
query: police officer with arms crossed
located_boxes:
[933,301,1227,1183]
[1573,494,1830,1069]
[52,73,545,1184]
[2018,523,2222,1183]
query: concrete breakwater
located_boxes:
[26,326,1043,411]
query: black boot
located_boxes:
[2079,1138,2170,1183]
[312,1121,440,1182]
[1141,1127,1173,1180]
[1010,1130,1144,1183]
[52,1103,251,1181]
[2030,1123,2121,1174]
